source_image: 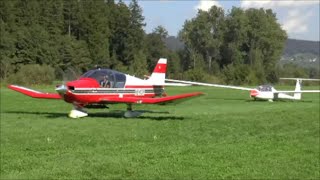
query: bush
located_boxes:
[8,64,55,85]
[222,64,250,85]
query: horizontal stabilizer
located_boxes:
[100,92,203,104]
[276,90,320,93]
[280,78,320,81]
[8,85,61,99]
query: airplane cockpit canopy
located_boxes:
[257,85,273,92]
[80,69,126,88]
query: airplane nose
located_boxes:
[55,84,67,94]
[250,90,259,97]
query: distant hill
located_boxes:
[281,39,319,69]
[164,37,320,57]
[283,39,320,57]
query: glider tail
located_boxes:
[280,78,320,100]
[147,58,167,85]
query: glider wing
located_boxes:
[165,79,253,91]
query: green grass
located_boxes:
[1,85,319,179]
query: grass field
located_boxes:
[1,85,319,179]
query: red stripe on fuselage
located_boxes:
[153,63,167,73]
[64,92,156,104]
[124,85,163,88]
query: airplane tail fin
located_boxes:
[147,58,167,85]
[294,79,302,100]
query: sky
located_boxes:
[134,0,320,41]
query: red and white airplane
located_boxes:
[165,78,320,102]
[8,58,203,118]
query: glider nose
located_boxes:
[250,90,259,97]
[55,84,67,95]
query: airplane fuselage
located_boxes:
[250,89,299,101]
[7,58,203,118]
[59,74,164,105]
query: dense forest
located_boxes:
[0,0,318,85]
[165,37,320,57]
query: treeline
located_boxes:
[1,0,180,83]
[1,0,304,85]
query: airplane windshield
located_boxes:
[80,69,126,88]
[257,85,273,92]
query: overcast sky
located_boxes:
[136,0,319,41]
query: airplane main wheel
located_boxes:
[124,111,144,118]
[127,104,133,111]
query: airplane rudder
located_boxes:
[294,79,302,99]
[294,79,302,91]
[152,58,167,74]
[148,58,167,85]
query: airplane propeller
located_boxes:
[55,67,81,95]
[55,84,67,95]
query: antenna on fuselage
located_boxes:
[95,65,101,70]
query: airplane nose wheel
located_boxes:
[124,104,144,118]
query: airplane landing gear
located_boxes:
[124,104,144,118]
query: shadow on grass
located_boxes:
[4,111,67,118]
[87,110,184,121]
[4,110,184,121]
[245,99,314,103]
[205,97,249,101]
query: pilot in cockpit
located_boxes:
[100,75,110,88]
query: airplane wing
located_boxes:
[99,92,203,104]
[165,79,254,91]
[164,82,192,86]
[8,85,61,99]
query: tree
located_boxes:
[245,8,287,82]
[222,7,249,66]
[179,6,287,84]
[0,1,17,79]
[108,1,131,65]
[124,0,146,66]
[63,0,80,38]
[78,0,110,67]
[179,6,225,74]
[128,50,148,77]
[145,26,169,72]
[57,36,91,72]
